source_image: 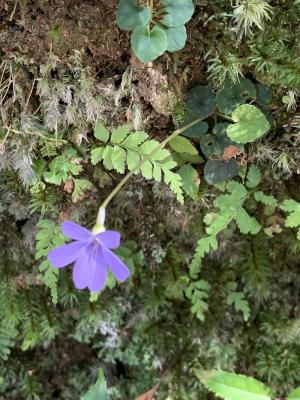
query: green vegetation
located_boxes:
[0,0,300,399]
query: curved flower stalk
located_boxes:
[48,117,204,292]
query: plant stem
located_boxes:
[2,126,67,144]
[99,116,204,210]
[215,112,234,122]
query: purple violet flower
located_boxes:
[48,221,130,292]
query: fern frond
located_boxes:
[91,123,184,203]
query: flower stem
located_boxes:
[99,116,204,210]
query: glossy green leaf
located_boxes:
[204,159,239,185]
[256,84,272,106]
[200,134,222,158]
[226,104,270,144]
[288,386,300,400]
[186,85,216,120]
[116,0,151,31]
[181,119,209,138]
[131,25,167,62]
[181,85,214,138]
[169,136,198,155]
[216,78,256,115]
[178,164,200,200]
[195,370,272,400]
[200,123,243,159]
[81,369,108,400]
[163,25,187,52]
[161,0,194,27]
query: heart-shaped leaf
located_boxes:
[131,25,168,62]
[226,104,270,144]
[116,0,151,31]
[186,85,216,119]
[181,119,209,138]
[162,25,187,52]
[161,0,194,27]
[181,85,215,138]
[216,78,256,115]
[204,159,239,184]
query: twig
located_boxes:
[9,0,19,21]
[2,126,67,144]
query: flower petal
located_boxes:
[48,241,87,268]
[103,248,131,282]
[72,246,90,290]
[96,231,121,249]
[88,247,107,292]
[62,221,92,241]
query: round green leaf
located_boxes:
[200,134,222,158]
[204,159,239,184]
[116,0,151,31]
[131,25,168,62]
[181,119,209,138]
[200,123,243,159]
[256,84,272,106]
[161,0,194,27]
[226,104,270,144]
[186,85,216,120]
[216,78,256,115]
[162,25,187,52]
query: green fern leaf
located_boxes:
[111,146,126,173]
[194,370,272,400]
[72,179,92,203]
[226,282,250,321]
[185,280,211,321]
[91,147,105,165]
[254,191,277,206]
[94,121,109,142]
[163,169,184,204]
[235,207,261,234]
[91,123,184,202]
[281,199,300,228]
[111,125,130,144]
[35,219,67,303]
[0,322,18,360]
[189,236,218,278]
[246,165,261,188]
[43,149,82,185]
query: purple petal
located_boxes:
[72,247,90,289]
[96,231,121,249]
[87,247,107,292]
[48,241,87,268]
[62,221,92,241]
[103,248,130,282]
